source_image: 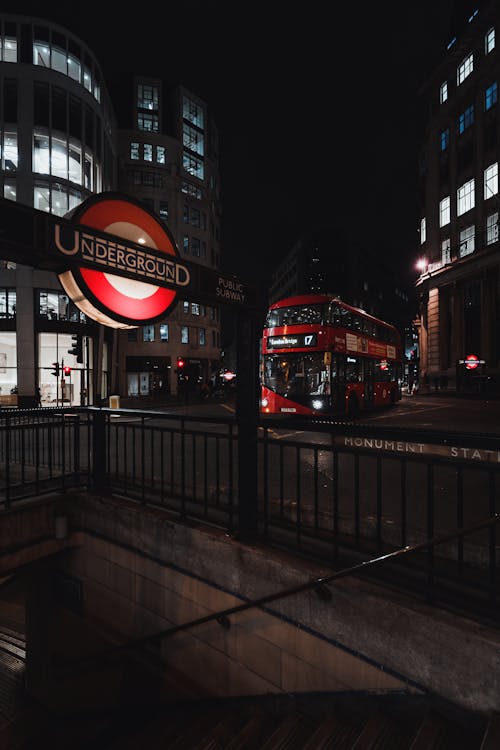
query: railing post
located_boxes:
[236,309,259,540]
[92,409,109,495]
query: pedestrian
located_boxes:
[35,386,41,407]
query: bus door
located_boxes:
[332,354,345,412]
[364,359,375,409]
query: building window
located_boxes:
[190,208,201,227]
[459,225,475,257]
[486,212,499,244]
[159,324,169,341]
[457,53,473,86]
[137,84,159,111]
[183,235,189,253]
[127,330,137,342]
[191,303,200,315]
[485,27,495,54]
[143,325,154,342]
[159,201,168,220]
[143,143,153,162]
[183,153,204,180]
[183,123,204,156]
[181,181,202,199]
[420,217,426,244]
[156,145,165,164]
[440,128,450,151]
[2,131,18,170]
[1,35,17,62]
[440,81,448,103]
[484,162,498,199]
[191,237,200,256]
[183,95,204,129]
[457,179,475,215]
[181,326,189,344]
[183,205,189,224]
[441,238,451,264]
[458,105,474,133]
[130,142,140,160]
[439,196,451,227]
[183,301,189,314]
[199,328,206,345]
[485,82,498,111]
[137,113,159,132]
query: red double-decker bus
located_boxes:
[260,294,403,417]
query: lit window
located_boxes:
[485,27,495,54]
[159,201,168,220]
[3,131,18,170]
[2,36,17,63]
[485,82,498,110]
[156,145,165,164]
[440,81,448,103]
[183,152,204,180]
[137,84,159,111]
[183,301,189,313]
[183,235,189,253]
[459,225,475,256]
[182,95,204,129]
[143,144,153,162]
[439,196,451,227]
[199,328,206,346]
[181,326,189,344]
[441,238,451,264]
[457,53,474,86]
[457,179,475,216]
[484,162,498,199]
[130,142,140,160]
[191,303,200,315]
[458,105,474,133]
[137,113,159,132]
[420,217,426,244]
[160,324,169,341]
[143,325,154,342]
[440,128,450,151]
[183,123,204,156]
[486,212,498,244]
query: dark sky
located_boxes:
[6,1,482,287]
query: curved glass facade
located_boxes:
[0,14,116,407]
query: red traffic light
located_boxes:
[177,357,185,369]
[63,365,71,375]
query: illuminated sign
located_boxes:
[462,354,483,370]
[267,333,317,349]
[56,193,184,329]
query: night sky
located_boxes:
[5,1,484,287]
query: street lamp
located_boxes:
[416,257,428,273]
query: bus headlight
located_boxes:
[261,397,269,408]
[312,399,324,410]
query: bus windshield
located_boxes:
[265,303,327,328]
[263,353,330,397]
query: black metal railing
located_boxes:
[0,406,498,622]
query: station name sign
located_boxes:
[54,224,191,288]
[337,435,500,464]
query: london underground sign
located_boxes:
[56,193,187,328]
[460,354,485,370]
[0,193,257,328]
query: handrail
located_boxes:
[60,513,499,673]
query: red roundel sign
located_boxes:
[58,193,181,329]
[465,354,479,370]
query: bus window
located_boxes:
[346,356,362,383]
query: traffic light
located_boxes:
[63,365,71,376]
[68,333,83,363]
[177,357,185,371]
[51,362,60,377]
